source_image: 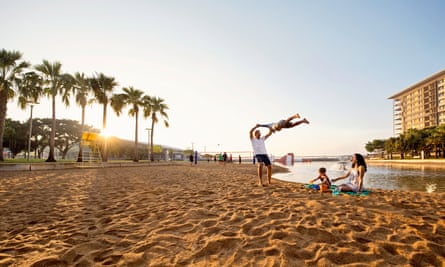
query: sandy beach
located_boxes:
[0,163,444,266]
[368,159,445,169]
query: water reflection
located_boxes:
[274,161,445,193]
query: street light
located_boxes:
[27,101,39,161]
[146,128,151,161]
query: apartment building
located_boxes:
[388,69,445,136]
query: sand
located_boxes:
[368,159,445,169]
[0,163,444,266]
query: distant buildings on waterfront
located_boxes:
[389,69,445,136]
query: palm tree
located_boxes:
[17,71,43,106]
[144,96,169,161]
[17,71,44,160]
[90,73,118,162]
[34,60,73,162]
[111,87,145,162]
[73,72,92,162]
[0,49,30,161]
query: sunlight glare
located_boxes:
[101,128,110,138]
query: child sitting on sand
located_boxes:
[309,167,331,192]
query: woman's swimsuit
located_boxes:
[346,169,361,192]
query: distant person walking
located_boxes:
[189,154,194,166]
[222,152,227,165]
[249,124,273,186]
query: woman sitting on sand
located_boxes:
[332,153,367,193]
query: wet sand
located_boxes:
[0,163,444,266]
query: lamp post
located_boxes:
[27,102,38,161]
[146,128,151,161]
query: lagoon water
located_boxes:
[273,161,445,193]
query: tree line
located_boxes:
[0,48,169,162]
[365,125,445,159]
[4,118,97,159]
[3,118,162,160]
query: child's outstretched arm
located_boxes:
[309,176,320,184]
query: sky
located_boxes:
[3,0,445,157]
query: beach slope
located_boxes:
[0,163,444,266]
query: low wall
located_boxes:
[0,163,78,171]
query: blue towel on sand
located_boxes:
[304,184,336,191]
[331,185,370,196]
[304,184,370,196]
[304,184,320,190]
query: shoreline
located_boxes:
[1,157,444,172]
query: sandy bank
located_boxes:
[0,163,444,266]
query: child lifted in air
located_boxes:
[309,167,331,192]
[258,113,309,133]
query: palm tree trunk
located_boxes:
[102,103,108,162]
[150,120,155,161]
[34,135,38,159]
[0,89,7,161]
[441,143,445,158]
[434,144,437,159]
[46,95,56,162]
[134,111,139,162]
[77,105,86,162]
